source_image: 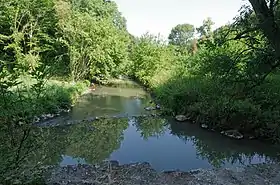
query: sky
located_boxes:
[113,0,247,39]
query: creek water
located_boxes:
[2,86,280,173]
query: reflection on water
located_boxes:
[110,117,279,171]
[70,86,153,120]
[1,86,280,182]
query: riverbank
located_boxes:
[99,77,280,143]
[3,84,280,184]
[131,74,280,143]
[42,161,280,185]
[0,78,89,126]
[106,78,142,88]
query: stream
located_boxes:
[1,86,280,176]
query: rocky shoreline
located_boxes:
[34,113,163,127]
[42,161,280,185]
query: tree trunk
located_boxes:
[248,0,280,60]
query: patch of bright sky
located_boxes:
[113,0,247,39]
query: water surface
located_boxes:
[1,86,280,173]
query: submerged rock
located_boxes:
[221,129,244,139]
[175,115,188,122]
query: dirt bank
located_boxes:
[43,161,280,185]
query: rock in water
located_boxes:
[144,107,156,111]
[175,115,188,122]
[221,130,244,139]
[201,124,209,129]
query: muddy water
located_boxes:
[2,86,280,176]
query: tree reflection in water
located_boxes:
[0,118,128,184]
[169,118,280,167]
[133,117,167,140]
[1,117,280,184]
[64,118,128,163]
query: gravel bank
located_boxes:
[44,161,280,185]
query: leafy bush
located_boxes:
[128,33,176,87]
[131,21,280,142]
[0,78,89,126]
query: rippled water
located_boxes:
[1,86,280,174]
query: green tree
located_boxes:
[0,0,59,74]
[56,0,130,82]
[168,23,195,46]
[129,33,175,87]
[196,17,215,40]
[246,0,280,73]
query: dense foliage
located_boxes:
[1,0,280,183]
[0,0,131,139]
[127,1,280,142]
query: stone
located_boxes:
[144,107,156,111]
[33,116,40,123]
[221,129,244,139]
[201,124,209,129]
[175,115,188,122]
[249,136,256,140]
[46,114,54,118]
[151,113,157,117]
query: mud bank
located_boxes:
[43,161,280,185]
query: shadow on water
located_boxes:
[168,119,280,168]
[0,118,129,183]
[1,86,280,182]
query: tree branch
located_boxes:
[249,0,280,59]
[234,27,259,40]
[270,0,275,13]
